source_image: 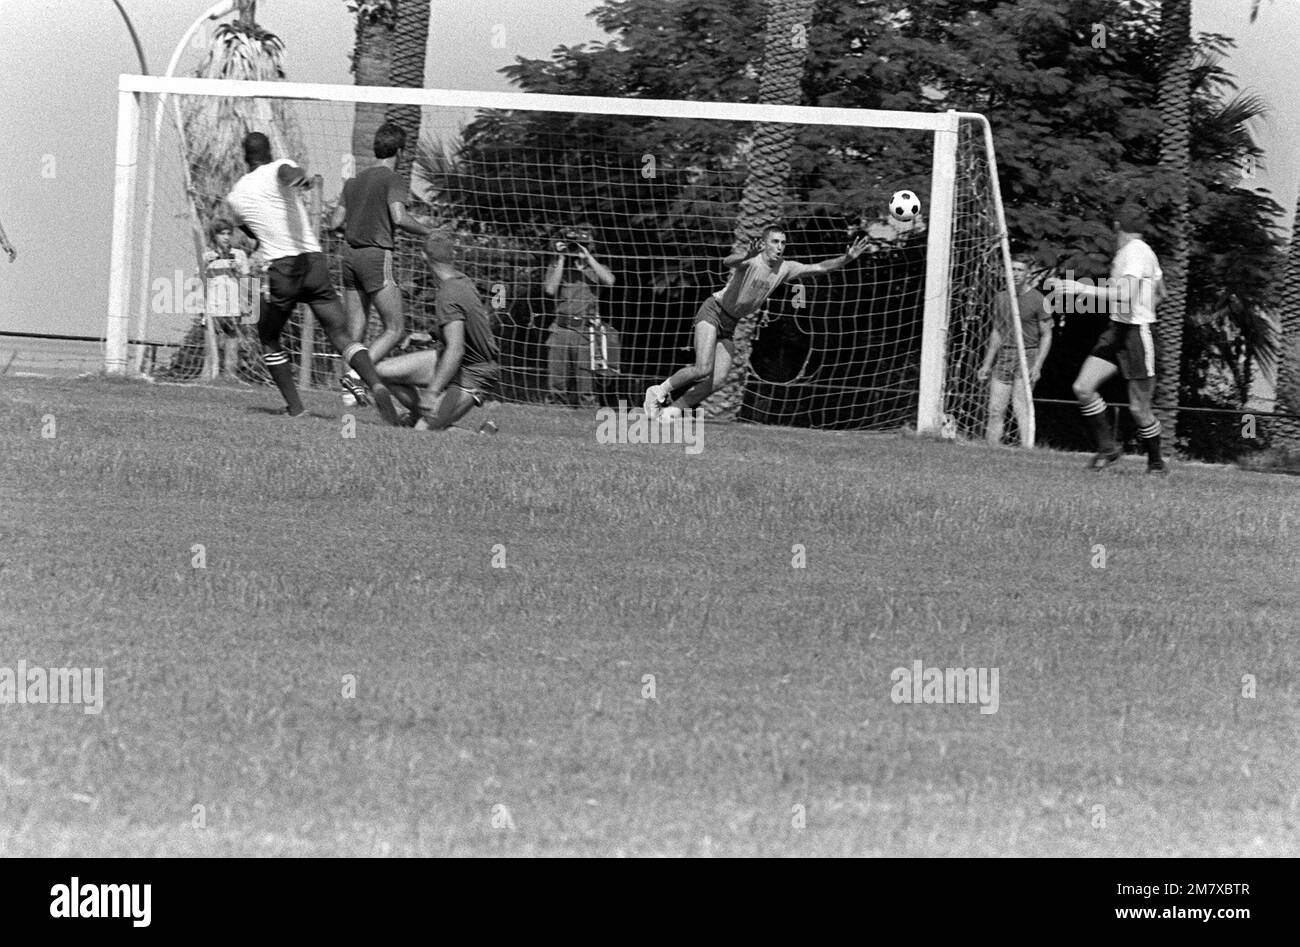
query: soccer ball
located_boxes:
[890,190,921,221]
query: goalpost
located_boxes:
[106,74,1032,444]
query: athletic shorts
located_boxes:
[341,245,396,295]
[692,296,741,340]
[259,253,338,343]
[1090,322,1156,381]
[453,360,499,403]
[992,346,1037,385]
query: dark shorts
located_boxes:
[341,245,396,295]
[453,360,499,403]
[692,296,741,340]
[992,346,1037,384]
[1090,322,1156,381]
[259,252,339,343]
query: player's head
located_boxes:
[208,217,234,247]
[1113,204,1150,239]
[242,132,273,168]
[759,223,786,262]
[1010,250,1034,288]
[423,232,456,267]
[373,123,406,160]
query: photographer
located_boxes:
[542,223,618,408]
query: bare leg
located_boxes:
[676,337,731,410]
[663,320,720,399]
[366,283,405,364]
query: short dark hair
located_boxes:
[207,217,234,243]
[1113,204,1150,234]
[760,223,785,239]
[374,123,406,159]
[242,132,272,166]
[424,232,455,264]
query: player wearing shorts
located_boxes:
[203,217,252,383]
[1050,205,1166,473]
[375,233,500,432]
[226,132,400,424]
[976,253,1053,446]
[331,123,432,407]
[644,224,870,420]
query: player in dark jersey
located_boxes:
[374,233,500,432]
[331,123,432,407]
[226,132,401,424]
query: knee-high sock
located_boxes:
[262,350,303,414]
[1137,419,1162,464]
[1079,395,1114,451]
[341,343,381,389]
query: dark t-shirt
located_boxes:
[342,166,406,250]
[435,272,499,366]
[995,286,1049,350]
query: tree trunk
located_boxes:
[1271,194,1300,445]
[702,0,815,420]
[386,0,431,186]
[1154,0,1191,439]
[350,6,397,175]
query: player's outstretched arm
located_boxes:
[803,236,872,275]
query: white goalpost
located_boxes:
[106,73,1031,443]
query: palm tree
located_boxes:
[385,0,431,185]
[1153,0,1192,437]
[347,0,398,175]
[703,0,816,419]
[169,0,300,380]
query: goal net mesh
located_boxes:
[123,86,1016,440]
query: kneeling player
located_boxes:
[1050,206,1166,473]
[376,233,499,431]
[644,225,869,419]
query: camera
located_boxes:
[555,228,593,255]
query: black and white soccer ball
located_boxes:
[890,190,921,221]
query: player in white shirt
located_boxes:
[226,132,400,423]
[644,224,870,420]
[1049,205,1167,473]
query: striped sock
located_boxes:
[262,351,303,415]
[1079,395,1114,451]
[1137,420,1162,464]
[341,343,381,389]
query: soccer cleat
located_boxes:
[341,375,370,407]
[643,384,668,420]
[282,406,308,420]
[1087,446,1123,471]
[1146,461,1170,476]
[477,419,499,435]
[370,384,402,426]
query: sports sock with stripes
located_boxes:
[262,351,304,415]
[341,343,382,389]
[1137,420,1162,464]
[1079,395,1114,451]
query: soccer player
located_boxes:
[976,253,1053,446]
[374,233,500,432]
[542,223,616,407]
[330,123,432,407]
[202,218,252,383]
[226,132,400,423]
[644,224,870,420]
[1050,205,1166,473]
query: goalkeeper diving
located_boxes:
[644,224,870,420]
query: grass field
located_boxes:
[1,375,1297,857]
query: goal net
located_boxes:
[106,76,1030,442]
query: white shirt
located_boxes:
[714,256,814,320]
[203,247,249,318]
[226,159,320,261]
[1109,238,1162,325]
